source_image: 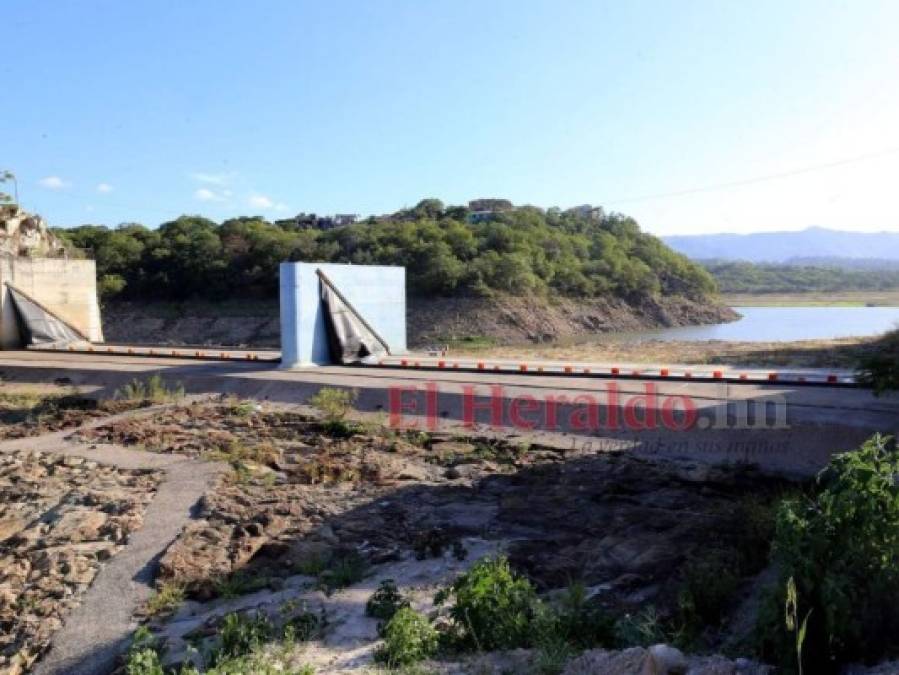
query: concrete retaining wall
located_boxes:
[280,262,406,367]
[0,256,103,348]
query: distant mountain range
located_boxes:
[663,227,899,265]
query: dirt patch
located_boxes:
[0,450,159,673]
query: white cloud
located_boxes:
[38,176,69,190]
[96,182,113,193]
[248,194,274,209]
[190,171,234,185]
[194,188,225,202]
[274,202,289,212]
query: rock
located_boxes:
[431,441,477,457]
[563,647,648,675]
[0,519,28,543]
[48,510,108,543]
[444,463,480,479]
[644,644,688,674]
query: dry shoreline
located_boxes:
[450,335,881,370]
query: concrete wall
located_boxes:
[280,262,406,367]
[0,256,103,348]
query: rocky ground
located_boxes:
[0,390,142,441]
[74,400,791,673]
[0,450,159,674]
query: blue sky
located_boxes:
[3,0,899,235]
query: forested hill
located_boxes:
[704,260,899,294]
[55,200,717,302]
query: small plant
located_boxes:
[212,571,273,599]
[784,576,811,675]
[552,582,615,649]
[434,555,537,650]
[613,606,669,647]
[308,387,356,421]
[125,627,164,675]
[677,549,741,629]
[856,329,899,395]
[213,611,273,664]
[145,580,185,617]
[228,399,258,418]
[375,607,439,667]
[116,374,184,404]
[292,551,331,577]
[366,579,411,626]
[316,550,369,595]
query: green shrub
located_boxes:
[677,549,741,629]
[756,434,899,672]
[375,607,439,667]
[613,606,670,648]
[125,627,164,675]
[366,579,411,625]
[213,612,273,664]
[316,550,369,595]
[308,387,356,423]
[551,582,615,649]
[857,330,899,394]
[145,580,185,617]
[434,555,537,650]
[125,648,164,675]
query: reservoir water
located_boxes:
[626,306,899,342]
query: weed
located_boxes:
[308,386,356,420]
[116,374,184,404]
[212,611,273,664]
[292,552,330,577]
[124,626,164,675]
[375,607,439,667]
[213,571,273,599]
[552,582,616,649]
[204,439,279,467]
[434,555,537,650]
[533,637,576,675]
[282,603,326,643]
[228,399,258,418]
[145,580,185,617]
[366,579,411,627]
[613,606,669,647]
[316,550,369,595]
[856,329,899,394]
[677,549,741,629]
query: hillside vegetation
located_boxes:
[705,260,899,294]
[56,200,717,303]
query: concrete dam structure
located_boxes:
[0,205,103,349]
